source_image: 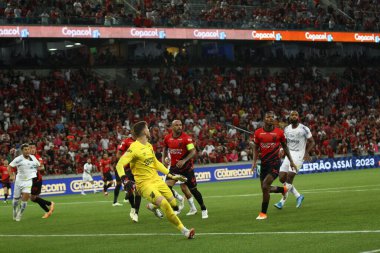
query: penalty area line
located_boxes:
[0,230,380,237]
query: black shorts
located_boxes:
[31,178,43,195]
[1,181,11,189]
[169,166,197,189]
[103,171,113,182]
[260,161,281,181]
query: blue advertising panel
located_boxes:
[0,155,378,198]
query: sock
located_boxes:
[4,193,8,201]
[124,193,128,201]
[81,183,85,193]
[291,186,301,198]
[32,197,49,212]
[20,201,28,215]
[103,184,107,192]
[190,188,206,210]
[261,202,269,214]
[187,197,196,210]
[113,184,121,203]
[104,182,113,192]
[128,194,135,208]
[13,198,20,214]
[134,195,141,214]
[92,184,96,192]
[173,189,183,201]
[280,192,288,205]
[159,198,184,232]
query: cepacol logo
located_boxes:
[252,31,282,41]
[305,32,333,42]
[62,27,100,38]
[130,28,166,38]
[193,29,227,39]
[214,168,253,180]
[0,27,20,36]
[354,33,380,43]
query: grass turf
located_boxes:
[1,168,379,253]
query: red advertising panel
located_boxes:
[0,26,379,43]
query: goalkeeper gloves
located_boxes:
[167,172,187,182]
[121,176,135,193]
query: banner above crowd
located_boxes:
[0,25,379,43]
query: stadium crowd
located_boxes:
[0,65,379,175]
[0,0,379,31]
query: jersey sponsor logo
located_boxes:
[260,143,277,149]
[143,157,153,166]
[214,168,253,180]
[40,183,66,195]
[169,149,184,155]
[195,172,211,182]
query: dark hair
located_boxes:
[265,111,275,117]
[132,121,147,137]
[20,143,29,150]
[29,142,37,146]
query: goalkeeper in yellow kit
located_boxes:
[116,121,195,239]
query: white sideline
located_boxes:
[360,249,380,253]
[0,230,380,237]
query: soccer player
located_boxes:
[29,143,55,219]
[9,144,40,221]
[252,111,297,220]
[99,153,114,196]
[164,120,208,218]
[116,121,195,239]
[0,159,11,203]
[116,135,144,222]
[274,111,315,209]
[81,158,97,195]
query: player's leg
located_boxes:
[31,180,55,218]
[17,181,32,221]
[287,171,304,207]
[112,171,123,206]
[185,170,207,218]
[257,172,275,220]
[165,178,184,211]
[90,181,97,193]
[3,183,10,203]
[274,158,292,209]
[12,181,22,220]
[81,180,86,195]
[181,184,197,215]
[103,172,113,195]
[149,182,194,238]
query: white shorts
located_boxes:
[280,151,304,174]
[82,173,94,182]
[13,179,33,198]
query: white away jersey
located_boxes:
[284,123,312,153]
[9,154,40,181]
[83,163,94,174]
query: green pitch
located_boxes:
[1,169,379,253]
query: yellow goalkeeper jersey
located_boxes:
[116,140,169,185]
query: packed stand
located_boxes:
[0,0,379,31]
[0,66,379,175]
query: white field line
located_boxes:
[361,249,380,253]
[0,230,380,237]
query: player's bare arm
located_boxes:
[281,141,297,171]
[176,148,196,169]
[303,137,315,161]
[251,143,259,173]
[8,165,15,182]
[163,147,170,167]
